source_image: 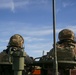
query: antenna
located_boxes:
[52,0,58,75]
[42,50,44,56]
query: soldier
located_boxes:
[7,34,34,63]
[47,29,76,61]
[0,34,33,63]
[50,29,76,75]
[0,34,34,75]
[0,34,24,62]
[40,29,76,75]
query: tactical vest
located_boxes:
[47,43,76,61]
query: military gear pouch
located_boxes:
[57,46,75,61]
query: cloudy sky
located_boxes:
[0,0,76,58]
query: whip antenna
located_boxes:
[52,0,58,75]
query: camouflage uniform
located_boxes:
[0,34,24,62]
[0,34,33,75]
[40,29,76,75]
[47,29,76,61]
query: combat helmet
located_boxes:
[58,29,75,41]
[8,34,24,48]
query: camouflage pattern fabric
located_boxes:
[8,34,24,48]
[58,29,75,41]
[0,34,34,75]
[0,50,9,62]
[47,42,76,61]
[46,29,76,61]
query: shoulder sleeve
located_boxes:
[0,51,9,62]
[47,48,54,57]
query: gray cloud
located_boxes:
[0,0,15,12]
[24,36,45,42]
[0,0,50,12]
[25,42,52,57]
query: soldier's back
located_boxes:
[47,40,76,61]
